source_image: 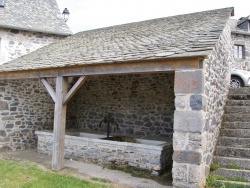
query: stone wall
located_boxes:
[0,28,64,64]
[203,21,232,177]
[231,33,250,70]
[172,20,232,187]
[67,73,175,137]
[36,131,172,172]
[0,79,54,151]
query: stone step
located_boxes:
[213,156,250,170]
[225,106,250,114]
[222,122,250,129]
[212,168,250,181]
[217,137,250,148]
[226,100,250,106]
[215,146,250,158]
[220,129,250,138]
[224,114,250,122]
[228,95,250,100]
[214,180,250,187]
[230,88,250,95]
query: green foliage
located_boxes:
[210,163,221,171]
[221,183,250,188]
[225,164,240,170]
[206,174,217,187]
[206,174,250,188]
[227,177,248,182]
[210,162,240,171]
[0,159,113,188]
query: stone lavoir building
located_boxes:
[0,7,234,188]
[0,0,72,64]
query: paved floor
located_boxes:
[0,150,172,188]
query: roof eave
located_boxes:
[0,55,206,80]
[231,30,250,36]
[0,24,72,36]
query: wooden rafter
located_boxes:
[63,76,87,105]
[41,78,56,102]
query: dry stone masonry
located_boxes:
[36,131,173,173]
[0,73,175,151]
[67,73,175,137]
[0,79,54,151]
[0,28,64,64]
[172,21,233,188]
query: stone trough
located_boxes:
[35,131,172,172]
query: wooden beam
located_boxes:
[41,78,56,103]
[52,76,68,171]
[0,57,201,80]
[63,76,87,105]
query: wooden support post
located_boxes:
[41,76,88,171]
[52,76,68,171]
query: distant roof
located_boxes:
[0,0,72,36]
[237,15,250,26]
[0,7,233,73]
[230,18,250,36]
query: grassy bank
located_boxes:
[0,159,113,188]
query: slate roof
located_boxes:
[0,7,233,73]
[230,17,250,36]
[0,0,72,36]
[237,15,250,26]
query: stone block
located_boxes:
[5,124,14,129]
[0,100,8,110]
[0,130,6,137]
[190,95,206,111]
[188,165,203,183]
[175,70,204,94]
[174,111,204,133]
[173,150,202,165]
[2,116,15,121]
[0,87,5,92]
[0,146,11,151]
[172,162,187,181]
[188,133,203,150]
[175,95,187,109]
[173,132,189,150]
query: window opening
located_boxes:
[234,45,245,59]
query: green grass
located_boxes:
[219,183,250,188]
[0,159,113,188]
[206,174,249,188]
[225,164,240,170]
[227,177,248,182]
[210,163,221,171]
[210,163,241,171]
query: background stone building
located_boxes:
[230,15,250,70]
[0,0,71,64]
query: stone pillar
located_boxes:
[173,70,207,188]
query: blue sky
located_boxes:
[57,0,249,33]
